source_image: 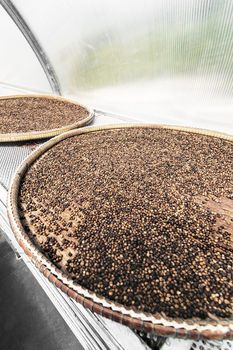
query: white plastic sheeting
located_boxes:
[0,5,51,92]
[0,0,232,131]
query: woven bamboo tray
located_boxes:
[8,124,233,340]
[0,94,94,142]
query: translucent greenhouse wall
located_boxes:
[0,0,233,132]
[0,5,51,93]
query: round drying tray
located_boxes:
[0,94,94,142]
[8,124,233,340]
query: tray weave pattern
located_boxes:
[0,94,94,142]
[8,124,233,340]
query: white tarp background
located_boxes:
[0,5,51,92]
[0,0,232,133]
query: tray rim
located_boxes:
[7,123,233,340]
[0,94,94,142]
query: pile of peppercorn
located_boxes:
[19,127,233,320]
[0,96,89,134]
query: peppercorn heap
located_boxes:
[0,96,89,134]
[19,127,233,320]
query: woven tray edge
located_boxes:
[0,94,94,142]
[7,123,233,340]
